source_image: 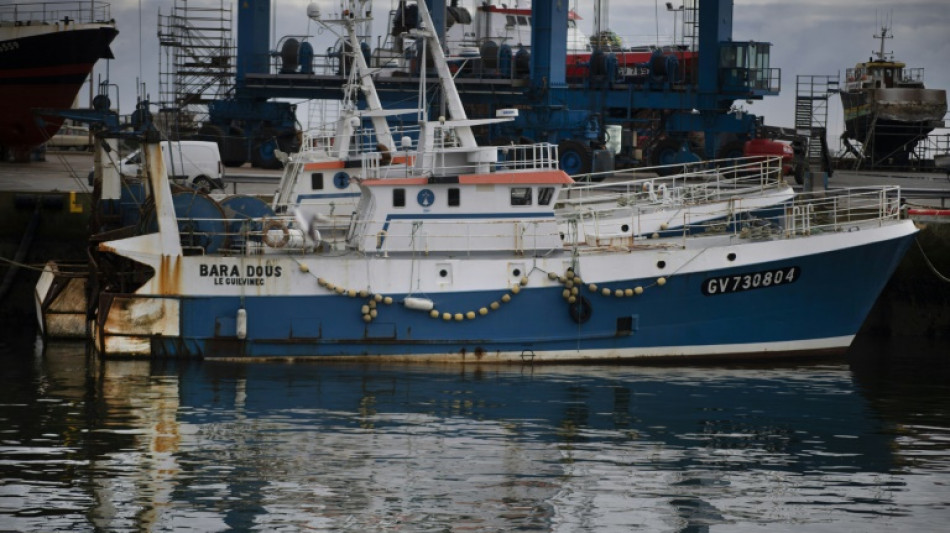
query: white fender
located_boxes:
[403,297,435,311]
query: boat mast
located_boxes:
[413,0,477,149]
[872,19,893,62]
[309,1,397,153]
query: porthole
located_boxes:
[439,269,448,277]
[727,252,737,261]
[512,268,522,277]
[656,260,666,269]
[621,224,629,232]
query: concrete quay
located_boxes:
[0,151,281,195]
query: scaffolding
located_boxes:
[157,0,235,135]
[794,75,838,162]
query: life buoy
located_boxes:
[262,219,290,248]
[568,295,593,324]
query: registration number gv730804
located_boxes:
[702,266,800,296]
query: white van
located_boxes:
[89,141,225,190]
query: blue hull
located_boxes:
[142,231,915,360]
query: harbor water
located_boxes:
[1,332,948,532]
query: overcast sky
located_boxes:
[98,0,950,147]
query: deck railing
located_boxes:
[0,2,112,25]
[157,185,904,258]
[560,155,786,207]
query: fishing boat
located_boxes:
[83,1,917,362]
[0,2,118,161]
[840,25,947,167]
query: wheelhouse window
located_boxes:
[310,172,324,190]
[510,187,532,206]
[538,187,555,206]
[393,188,406,207]
[506,15,515,27]
[448,187,460,207]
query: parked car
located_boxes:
[47,124,92,151]
[88,140,225,191]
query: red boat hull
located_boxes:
[0,24,118,153]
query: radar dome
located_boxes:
[306,3,320,20]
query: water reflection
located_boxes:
[0,338,948,532]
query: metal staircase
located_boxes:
[794,75,839,162]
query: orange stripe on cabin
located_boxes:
[390,155,415,165]
[302,160,346,171]
[458,170,574,185]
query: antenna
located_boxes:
[873,10,894,61]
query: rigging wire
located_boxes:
[916,237,950,283]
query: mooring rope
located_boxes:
[916,238,950,283]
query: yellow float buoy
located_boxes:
[465,311,476,320]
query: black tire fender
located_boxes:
[568,295,593,324]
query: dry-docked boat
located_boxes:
[81,1,917,362]
[0,2,118,161]
[840,25,947,167]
